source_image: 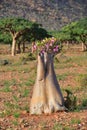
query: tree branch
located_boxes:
[15,28,30,39]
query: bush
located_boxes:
[0,59,10,65]
[64,89,77,111]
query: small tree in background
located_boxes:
[16,25,50,53]
[60,18,87,51]
[0,17,49,56]
[72,18,87,51]
[0,18,32,56]
[49,18,87,51]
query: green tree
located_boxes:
[61,18,87,51]
[0,17,33,56]
[72,18,87,51]
[0,17,50,55]
[0,31,12,44]
[16,23,50,53]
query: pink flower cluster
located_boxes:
[32,37,59,55]
[32,42,37,53]
[53,45,59,53]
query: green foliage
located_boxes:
[24,79,34,86]
[64,89,77,111]
[49,18,87,45]
[0,32,12,44]
[81,98,87,107]
[22,89,30,97]
[30,23,50,41]
[12,120,19,126]
[53,122,62,130]
[2,79,18,92]
[70,118,81,124]
[53,122,71,130]
[0,17,50,44]
[0,59,10,65]
[61,18,87,43]
[0,17,33,46]
[0,17,33,31]
[13,112,20,118]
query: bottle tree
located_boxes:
[30,37,66,114]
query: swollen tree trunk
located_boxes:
[46,53,65,113]
[30,53,48,114]
[30,53,65,114]
[12,37,16,56]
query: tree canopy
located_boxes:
[0,17,50,55]
[49,18,87,44]
[49,18,87,51]
[61,17,87,43]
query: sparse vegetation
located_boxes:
[0,15,87,129]
[76,74,87,88]
[0,45,87,129]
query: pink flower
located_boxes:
[50,43,53,46]
[53,48,56,52]
[45,44,49,50]
[53,47,58,53]
[55,48,58,52]
[41,49,45,54]
[51,39,55,43]
[32,43,37,53]
[32,38,58,55]
[56,45,59,49]
[33,45,37,50]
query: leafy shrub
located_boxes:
[54,57,59,63]
[64,89,77,111]
[81,98,87,107]
[0,59,10,65]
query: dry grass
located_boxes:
[0,44,87,129]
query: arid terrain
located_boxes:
[0,44,87,130]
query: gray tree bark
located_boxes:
[30,53,66,114]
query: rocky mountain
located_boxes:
[0,0,87,30]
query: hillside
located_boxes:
[0,0,87,30]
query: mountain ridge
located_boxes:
[0,0,87,30]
